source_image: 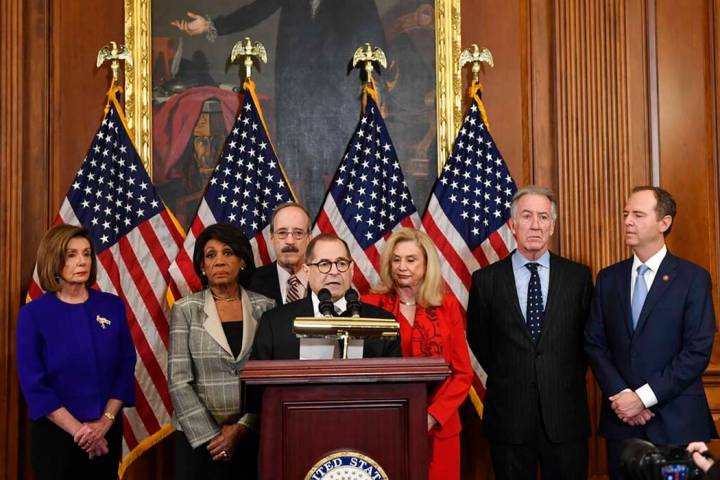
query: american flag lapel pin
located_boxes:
[96,315,112,329]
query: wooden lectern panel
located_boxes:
[263,383,425,479]
[242,357,449,480]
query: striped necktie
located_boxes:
[286,274,302,303]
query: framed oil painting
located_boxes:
[125,0,461,229]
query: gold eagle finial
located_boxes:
[459,44,494,83]
[230,37,267,80]
[96,41,133,86]
[352,43,387,84]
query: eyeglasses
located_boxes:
[307,258,353,274]
[273,229,309,240]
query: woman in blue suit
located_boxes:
[16,224,136,479]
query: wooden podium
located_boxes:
[241,357,450,480]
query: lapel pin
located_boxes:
[662,275,669,282]
[96,315,112,329]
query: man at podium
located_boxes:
[252,233,400,360]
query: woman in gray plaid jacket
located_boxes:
[168,224,275,480]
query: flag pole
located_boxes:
[460,44,495,130]
[228,37,298,203]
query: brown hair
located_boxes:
[36,224,97,292]
[632,186,677,236]
[373,228,444,308]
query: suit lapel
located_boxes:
[635,253,678,334]
[269,262,282,303]
[238,288,257,360]
[499,256,534,344]
[202,290,234,357]
[537,254,563,345]
[291,298,315,358]
[615,259,634,338]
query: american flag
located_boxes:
[314,89,421,292]
[167,80,295,296]
[26,88,185,474]
[422,85,517,412]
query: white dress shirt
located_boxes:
[299,292,362,359]
[627,244,667,408]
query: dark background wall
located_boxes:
[2,1,719,478]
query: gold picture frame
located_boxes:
[124,0,461,187]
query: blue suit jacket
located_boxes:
[585,252,717,443]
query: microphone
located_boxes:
[344,288,362,318]
[317,288,335,317]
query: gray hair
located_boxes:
[510,185,558,220]
[270,202,311,233]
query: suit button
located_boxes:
[535,352,541,358]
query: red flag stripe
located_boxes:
[117,237,169,346]
[96,253,174,416]
[131,378,162,433]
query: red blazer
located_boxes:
[363,292,473,438]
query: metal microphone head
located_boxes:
[317,288,334,317]
[344,288,362,318]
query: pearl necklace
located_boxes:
[399,299,416,306]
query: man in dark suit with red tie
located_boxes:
[585,186,717,479]
[467,185,593,479]
[248,203,311,304]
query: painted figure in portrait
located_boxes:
[151,0,437,228]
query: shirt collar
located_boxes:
[310,291,347,317]
[512,249,551,272]
[276,263,291,284]
[632,244,667,273]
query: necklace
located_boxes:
[211,291,240,302]
[398,299,416,306]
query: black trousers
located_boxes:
[30,417,122,480]
[174,429,259,480]
[489,401,588,480]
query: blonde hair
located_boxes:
[373,228,444,307]
[36,224,97,292]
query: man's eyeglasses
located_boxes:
[273,229,309,240]
[307,258,353,274]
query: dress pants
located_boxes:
[30,417,123,480]
[489,398,588,480]
[174,429,259,480]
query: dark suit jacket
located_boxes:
[584,252,717,443]
[467,252,593,444]
[251,297,401,360]
[247,262,283,305]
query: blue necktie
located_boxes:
[525,263,544,342]
[631,264,650,329]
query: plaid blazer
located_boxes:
[168,287,275,447]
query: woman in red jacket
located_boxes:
[363,228,472,480]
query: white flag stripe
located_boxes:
[467,339,488,385]
[123,228,172,301]
[427,196,481,272]
[110,247,168,360]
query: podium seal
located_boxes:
[304,451,388,480]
